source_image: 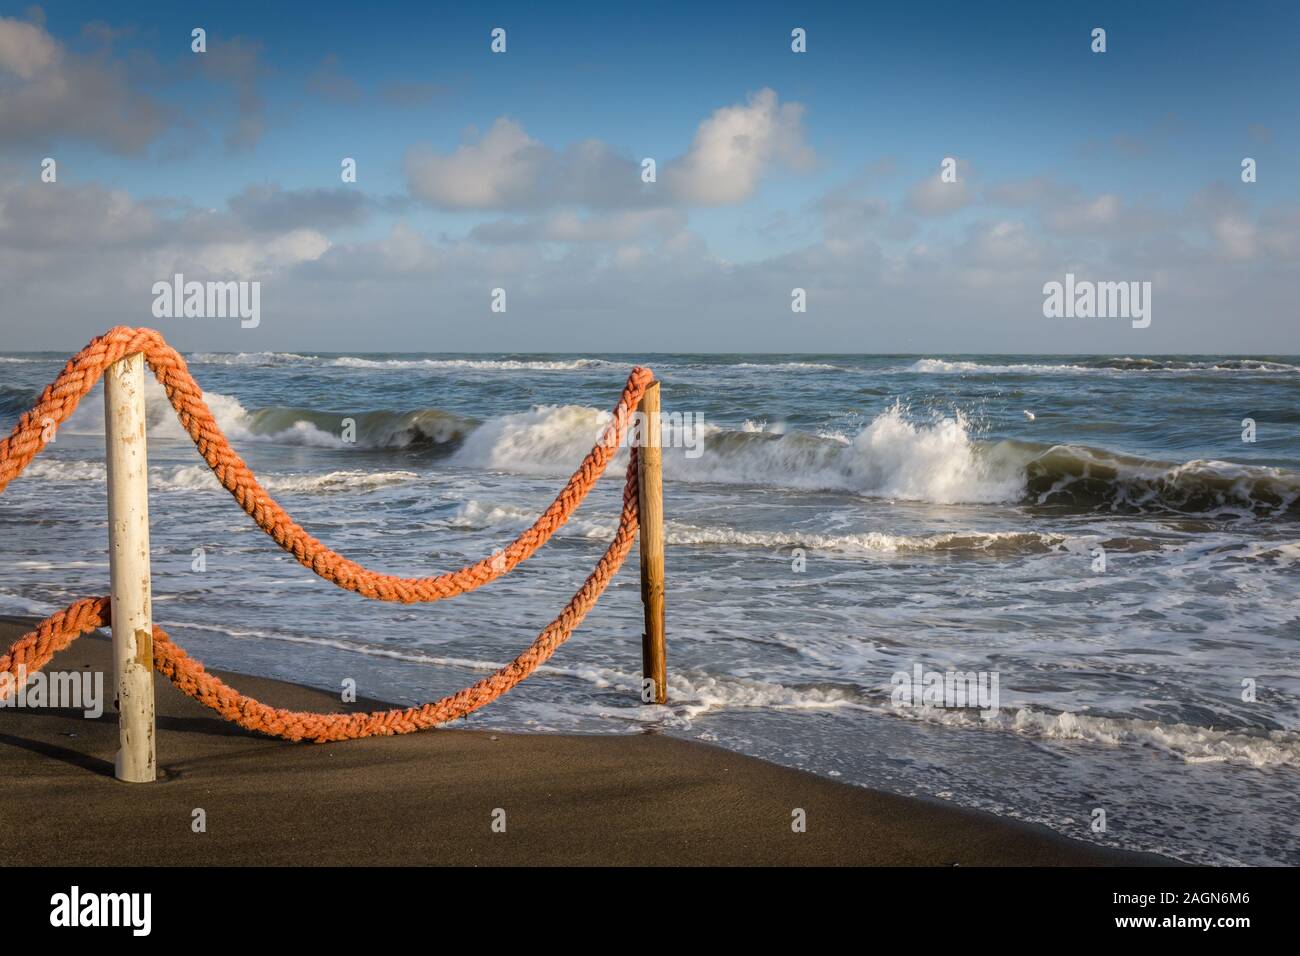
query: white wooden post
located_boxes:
[104,353,156,783]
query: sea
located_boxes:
[2,351,1298,865]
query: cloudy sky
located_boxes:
[2,1,1297,353]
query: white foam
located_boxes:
[448,501,1072,554]
[732,361,846,371]
[55,377,282,445]
[152,465,422,494]
[451,404,622,474]
[660,525,1071,554]
[1000,708,1300,768]
[148,609,1300,771]
[450,402,1026,504]
[448,499,615,539]
[188,352,320,366]
[686,404,1025,503]
[909,358,1300,375]
[18,458,420,495]
[329,356,618,372]
[909,359,1095,375]
[660,673,1300,770]
[20,459,108,482]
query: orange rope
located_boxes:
[0,327,653,741]
[0,327,653,601]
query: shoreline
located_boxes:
[0,617,1175,866]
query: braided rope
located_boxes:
[0,327,653,740]
[0,326,654,602]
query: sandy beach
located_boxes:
[0,618,1173,867]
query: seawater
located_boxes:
[2,351,1297,864]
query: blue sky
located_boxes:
[2,1,1298,351]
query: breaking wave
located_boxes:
[19,459,422,494]
[187,351,620,372]
[150,616,1300,771]
[1018,443,1300,517]
[450,500,1081,554]
[909,357,1300,375]
[448,402,1300,517]
[33,379,1300,517]
[0,385,36,417]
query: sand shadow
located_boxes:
[0,730,114,776]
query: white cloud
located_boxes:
[958,219,1042,267]
[1213,215,1256,259]
[0,178,328,279]
[1045,193,1122,232]
[985,176,1055,206]
[180,228,330,279]
[404,118,551,209]
[5,162,1300,353]
[227,184,373,231]
[403,89,811,211]
[0,16,58,78]
[0,14,164,153]
[665,88,812,205]
[987,178,1167,237]
[199,36,267,152]
[905,161,974,216]
[471,209,686,244]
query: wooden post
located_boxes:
[104,353,156,783]
[637,381,667,704]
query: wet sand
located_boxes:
[0,618,1174,866]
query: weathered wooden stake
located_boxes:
[104,353,156,783]
[637,381,667,704]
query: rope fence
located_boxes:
[0,327,666,768]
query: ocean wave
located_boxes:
[246,406,474,450]
[683,405,1027,504]
[873,702,1300,770]
[19,459,108,483]
[329,356,619,372]
[0,385,36,416]
[330,399,1300,517]
[658,673,1300,769]
[1219,540,1300,565]
[188,351,321,366]
[38,378,1300,517]
[909,359,1097,375]
[450,500,1078,554]
[730,361,848,371]
[660,526,1076,554]
[20,459,421,494]
[158,616,1300,771]
[213,392,1300,520]
[447,500,617,539]
[451,405,628,475]
[1019,444,1300,517]
[186,351,620,372]
[1095,357,1300,373]
[444,402,1025,503]
[153,465,423,494]
[53,377,477,451]
[908,357,1300,375]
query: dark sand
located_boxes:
[0,619,1173,866]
